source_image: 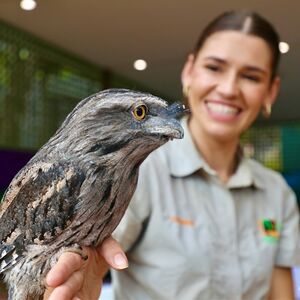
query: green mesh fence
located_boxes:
[0,21,104,150]
[241,123,300,174]
[0,20,157,151]
[240,123,300,203]
[241,125,283,171]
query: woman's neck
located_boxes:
[188,119,240,183]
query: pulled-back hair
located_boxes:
[194,11,281,79]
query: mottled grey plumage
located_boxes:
[0,89,185,300]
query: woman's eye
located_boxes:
[243,74,261,82]
[205,64,220,72]
[132,104,148,121]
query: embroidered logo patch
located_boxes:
[258,219,281,244]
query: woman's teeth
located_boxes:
[206,102,239,115]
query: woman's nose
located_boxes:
[216,73,239,98]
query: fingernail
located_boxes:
[113,253,128,269]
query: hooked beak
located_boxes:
[145,102,188,140]
[159,103,188,139]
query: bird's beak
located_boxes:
[157,103,187,140]
[160,103,188,139]
[164,118,184,139]
[146,103,186,140]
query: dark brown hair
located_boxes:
[193,11,281,79]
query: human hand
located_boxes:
[44,237,128,300]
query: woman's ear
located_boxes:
[265,76,281,107]
[181,54,195,88]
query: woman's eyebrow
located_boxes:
[204,56,226,64]
[243,65,268,75]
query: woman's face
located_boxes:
[182,30,280,142]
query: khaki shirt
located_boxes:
[112,117,300,300]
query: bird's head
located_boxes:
[49,89,186,163]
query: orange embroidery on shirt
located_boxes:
[169,216,195,227]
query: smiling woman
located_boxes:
[181,11,281,182]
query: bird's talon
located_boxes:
[62,244,87,260]
[82,254,88,261]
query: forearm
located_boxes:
[268,267,294,300]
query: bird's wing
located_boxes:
[0,160,86,273]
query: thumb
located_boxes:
[97,237,128,270]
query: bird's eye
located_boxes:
[132,104,148,121]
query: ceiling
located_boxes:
[0,0,299,122]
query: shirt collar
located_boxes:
[168,117,264,189]
[226,157,264,189]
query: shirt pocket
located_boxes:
[162,211,213,276]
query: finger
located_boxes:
[47,271,84,300]
[46,252,83,287]
[98,236,128,270]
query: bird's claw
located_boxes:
[62,244,88,261]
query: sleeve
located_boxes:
[112,158,152,252]
[275,183,300,267]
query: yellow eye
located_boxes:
[132,104,148,121]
